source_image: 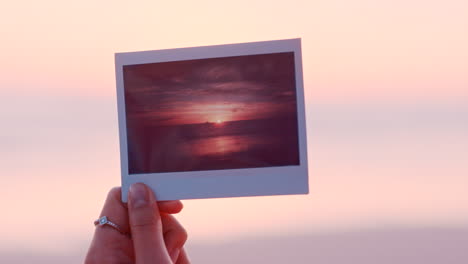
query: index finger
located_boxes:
[158,200,183,214]
[96,187,131,237]
[85,187,133,263]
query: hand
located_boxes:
[85,183,190,264]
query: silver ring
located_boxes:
[94,216,131,238]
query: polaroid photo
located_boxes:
[115,38,308,202]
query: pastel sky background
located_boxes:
[1,0,467,263]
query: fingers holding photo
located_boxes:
[158,200,184,214]
[96,187,131,239]
[85,187,133,264]
[161,213,188,262]
[86,184,189,264]
[128,183,171,263]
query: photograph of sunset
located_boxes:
[123,52,300,174]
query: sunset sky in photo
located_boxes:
[1,0,467,263]
[123,52,297,126]
[123,51,300,174]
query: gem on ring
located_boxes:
[94,216,131,238]
[99,216,108,225]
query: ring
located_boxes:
[94,216,131,238]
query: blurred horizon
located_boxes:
[2,226,468,263]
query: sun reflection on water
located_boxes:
[189,135,255,156]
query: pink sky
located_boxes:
[1,0,467,261]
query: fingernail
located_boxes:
[129,183,149,208]
[170,248,180,263]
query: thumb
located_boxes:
[128,183,172,264]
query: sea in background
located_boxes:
[1,96,467,264]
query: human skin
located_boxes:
[85,183,190,264]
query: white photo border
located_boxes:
[115,38,308,202]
